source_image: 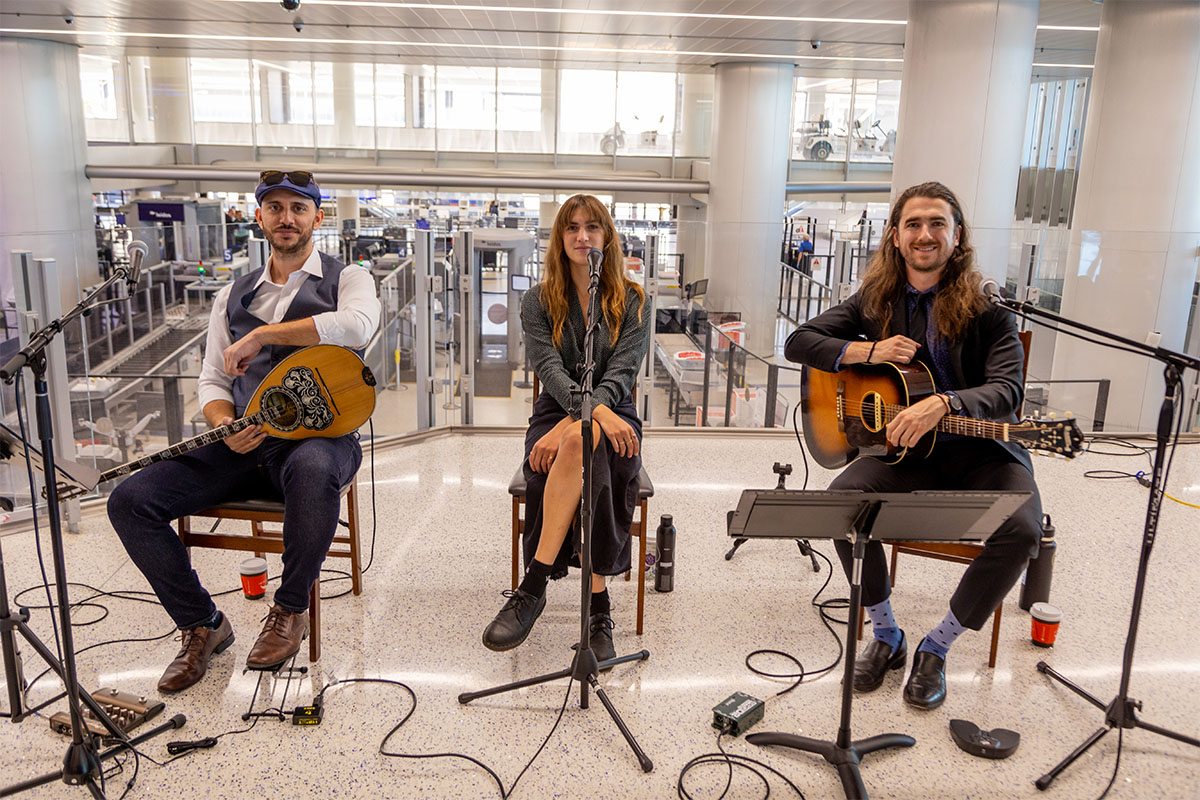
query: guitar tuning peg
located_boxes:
[1065,411,1074,419]
[1048,412,1057,420]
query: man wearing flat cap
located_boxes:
[108,171,380,692]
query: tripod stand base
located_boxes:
[1034,660,1200,791]
[747,731,915,800]
[457,647,653,771]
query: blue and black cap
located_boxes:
[254,170,322,208]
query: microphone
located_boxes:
[587,247,603,275]
[980,277,1002,302]
[126,240,149,290]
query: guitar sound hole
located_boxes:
[261,388,300,431]
[861,392,884,432]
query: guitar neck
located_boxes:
[92,410,274,485]
[883,403,1011,443]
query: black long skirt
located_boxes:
[521,391,642,579]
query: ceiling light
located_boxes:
[1032,62,1094,68]
[0,28,904,64]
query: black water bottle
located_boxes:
[655,515,676,593]
[1020,514,1057,611]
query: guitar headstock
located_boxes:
[1012,414,1085,458]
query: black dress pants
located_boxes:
[828,440,1042,630]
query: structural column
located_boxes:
[0,37,96,310]
[891,0,1039,280]
[703,61,794,355]
[1050,1,1200,431]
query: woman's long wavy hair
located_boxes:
[541,194,644,347]
[859,181,987,342]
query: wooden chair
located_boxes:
[508,375,653,636]
[858,330,1033,669]
[177,480,362,662]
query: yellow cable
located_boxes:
[1164,492,1200,509]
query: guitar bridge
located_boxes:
[836,381,846,432]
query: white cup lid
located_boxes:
[1031,602,1063,623]
[240,556,269,575]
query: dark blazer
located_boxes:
[785,290,1031,470]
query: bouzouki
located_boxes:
[55,345,377,501]
[801,361,1084,469]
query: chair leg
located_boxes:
[636,500,646,636]
[511,496,522,591]
[889,543,899,584]
[857,607,865,641]
[347,482,363,596]
[988,605,1001,669]
[308,580,320,662]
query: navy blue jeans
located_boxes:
[108,435,361,629]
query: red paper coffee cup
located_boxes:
[1030,602,1063,647]
[239,557,268,600]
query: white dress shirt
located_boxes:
[197,247,381,411]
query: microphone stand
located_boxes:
[1,261,182,798]
[984,290,1200,790]
[458,250,653,774]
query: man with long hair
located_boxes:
[482,194,648,663]
[785,182,1042,710]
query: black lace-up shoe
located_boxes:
[482,589,546,651]
[589,612,616,668]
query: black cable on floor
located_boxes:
[677,730,807,800]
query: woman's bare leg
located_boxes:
[533,420,602,565]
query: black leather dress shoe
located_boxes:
[482,589,546,652]
[904,640,947,710]
[589,612,616,668]
[853,631,907,692]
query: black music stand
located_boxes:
[728,489,1032,800]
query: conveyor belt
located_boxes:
[83,324,207,379]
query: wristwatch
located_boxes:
[943,391,965,414]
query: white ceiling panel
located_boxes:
[0,0,1100,78]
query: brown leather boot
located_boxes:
[157,613,235,693]
[246,605,308,670]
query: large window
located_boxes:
[616,71,675,156]
[792,77,899,163]
[191,57,253,144]
[558,69,617,155]
[498,67,546,152]
[437,66,496,152]
[253,59,314,147]
[83,58,713,159]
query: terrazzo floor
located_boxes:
[1,431,1198,799]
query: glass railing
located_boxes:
[3,219,1198,526]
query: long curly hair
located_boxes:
[541,194,644,346]
[859,181,987,342]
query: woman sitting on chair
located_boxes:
[483,194,649,662]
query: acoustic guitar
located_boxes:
[56,345,377,501]
[800,361,1084,469]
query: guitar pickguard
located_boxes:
[261,366,335,432]
[843,417,890,457]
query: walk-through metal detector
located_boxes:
[413,230,440,430]
[469,228,536,397]
[452,230,475,425]
[637,234,659,424]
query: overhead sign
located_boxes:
[137,202,185,222]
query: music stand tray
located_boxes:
[1,421,102,501]
[729,489,1032,800]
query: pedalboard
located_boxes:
[49,688,165,743]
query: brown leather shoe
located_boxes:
[246,605,308,670]
[157,613,234,693]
